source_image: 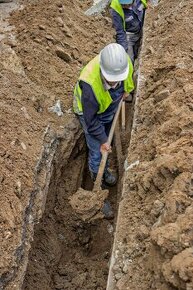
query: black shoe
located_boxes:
[90,171,97,182]
[103,170,117,186]
[101,200,114,219]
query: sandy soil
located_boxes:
[0,0,113,288]
[23,143,117,290]
[108,0,193,289]
[0,0,193,289]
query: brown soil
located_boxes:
[22,142,118,290]
[1,0,193,289]
[108,0,193,289]
[0,0,113,288]
[69,187,108,221]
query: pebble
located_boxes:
[61,27,72,38]
[55,47,72,62]
[72,49,79,60]
[107,223,114,234]
[136,225,149,240]
[59,7,64,13]
[20,142,27,150]
[45,34,54,41]
[115,273,122,281]
[183,84,193,94]
[122,264,129,274]
[151,200,164,217]
[15,180,22,198]
[56,17,64,27]
[155,89,170,102]
[4,231,12,239]
[39,24,45,30]
[4,38,17,48]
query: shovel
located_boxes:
[69,98,123,221]
[93,98,123,192]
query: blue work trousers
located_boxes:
[78,115,112,174]
[126,31,142,63]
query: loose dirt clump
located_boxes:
[69,187,108,221]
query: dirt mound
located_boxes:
[1,0,193,289]
[108,0,193,289]
[0,0,113,288]
[10,0,113,109]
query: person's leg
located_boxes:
[127,32,141,63]
[126,34,135,64]
[78,115,117,186]
[78,115,114,218]
[78,115,102,176]
[133,31,142,60]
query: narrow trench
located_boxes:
[23,16,139,290]
[22,102,134,290]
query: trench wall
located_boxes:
[1,118,82,290]
[107,1,193,289]
[0,0,113,288]
[1,0,193,289]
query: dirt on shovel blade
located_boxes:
[69,187,109,221]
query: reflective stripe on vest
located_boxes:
[73,55,134,115]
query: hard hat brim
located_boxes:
[101,65,129,82]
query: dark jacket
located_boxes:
[110,0,145,51]
[80,80,124,144]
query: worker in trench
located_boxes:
[73,43,134,218]
[110,0,147,64]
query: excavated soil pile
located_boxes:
[1,0,193,289]
[109,0,193,289]
[0,0,113,289]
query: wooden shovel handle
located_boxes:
[93,99,123,192]
[121,101,126,131]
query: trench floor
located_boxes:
[23,103,133,290]
[23,145,118,289]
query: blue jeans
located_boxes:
[78,115,112,174]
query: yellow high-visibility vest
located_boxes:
[73,55,134,115]
[110,0,147,30]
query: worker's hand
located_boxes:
[100,142,112,153]
[122,92,133,102]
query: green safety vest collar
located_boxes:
[110,0,147,30]
[73,55,134,115]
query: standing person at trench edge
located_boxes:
[73,43,134,216]
[110,0,147,64]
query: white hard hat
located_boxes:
[99,43,129,82]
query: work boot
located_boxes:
[103,170,117,186]
[101,200,114,219]
[90,171,97,182]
